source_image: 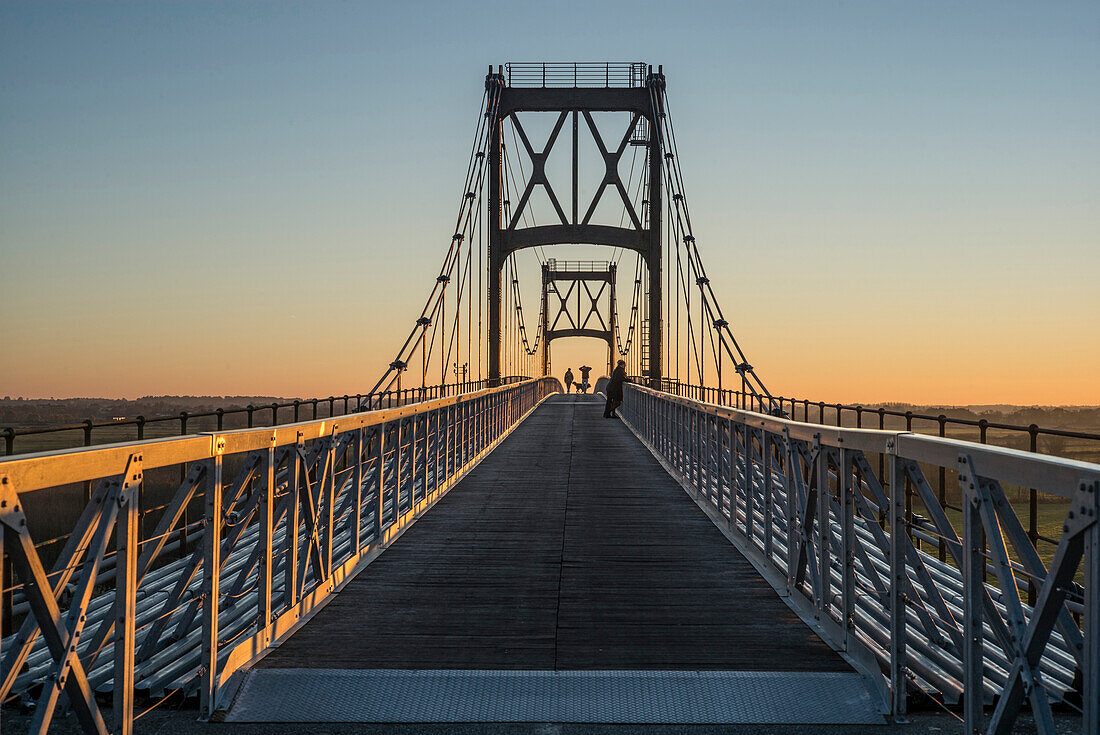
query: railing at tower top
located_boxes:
[619,383,1098,734]
[543,259,614,273]
[0,377,561,735]
[504,62,649,88]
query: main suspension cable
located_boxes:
[649,80,778,412]
[365,85,499,403]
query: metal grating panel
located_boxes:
[224,669,883,724]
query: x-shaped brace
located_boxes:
[581,111,641,229]
[0,477,114,735]
[508,112,570,228]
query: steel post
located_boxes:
[1084,480,1099,733]
[200,454,223,720]
[258,441,275,640]
[486,74,503,387]
[113,456,141,735]
[961,456,985,732]
[888,453,908,719]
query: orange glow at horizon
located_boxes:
[2,3,1097,408]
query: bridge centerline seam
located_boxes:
[552,399,576,671]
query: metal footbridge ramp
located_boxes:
[2,380,1097,732]
[222,394,882,724]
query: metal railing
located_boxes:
[544,259,613,272]
[654,378,1100,594]
[505,62,648,88]
[1,378,531,458]
[0,378,530,627]
[619,384,1098,733]
[0,377,561,734]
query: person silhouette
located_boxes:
[604,360,629,418]
[578,365,592,393]
[563,368,574,393]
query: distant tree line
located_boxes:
[0,396,295,429]
[877,403,1100,434]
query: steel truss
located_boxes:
[619,384,1098,735]
[487,64,664,388]
[0,378,561,734]
[540,261,617,375]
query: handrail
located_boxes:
[653,378,1100,572]
[504,62,648,88]
[1,377,531,458]
[0,377,562,734]
[620,383,1098,733]
[655,378,1100,445]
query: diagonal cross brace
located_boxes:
[0,477,110,735]
[77,462,207,676]
[979,473,1096,735]
[507,112,570,228]
[27,459,134,735]
[580,111,642,229]
[1,478,112,700]
[578,281,609,331]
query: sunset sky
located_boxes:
[2,1,1097,405]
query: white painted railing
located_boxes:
[621,384,1098,735]
[0,377,561,734]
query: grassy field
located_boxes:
[909,497,1080,587]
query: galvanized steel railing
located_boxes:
[504,62,648,88]
[0,377,561,735]
[1,377,532,458]
[620,384,1098,735]
[652,377,1100,607]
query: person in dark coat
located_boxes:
[563,368,574,393]
[604,360,628,418]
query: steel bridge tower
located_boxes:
[486,63,665,388]
[539,260,617,376]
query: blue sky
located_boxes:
[2,1,1097,403]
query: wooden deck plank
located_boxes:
[258,395,848,673]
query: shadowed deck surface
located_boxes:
[258,394,848,672]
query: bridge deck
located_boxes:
[228,395,879,724]
[259,394,844,671]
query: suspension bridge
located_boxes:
[1,63,1097,735]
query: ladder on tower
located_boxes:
[639,283,651,377]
